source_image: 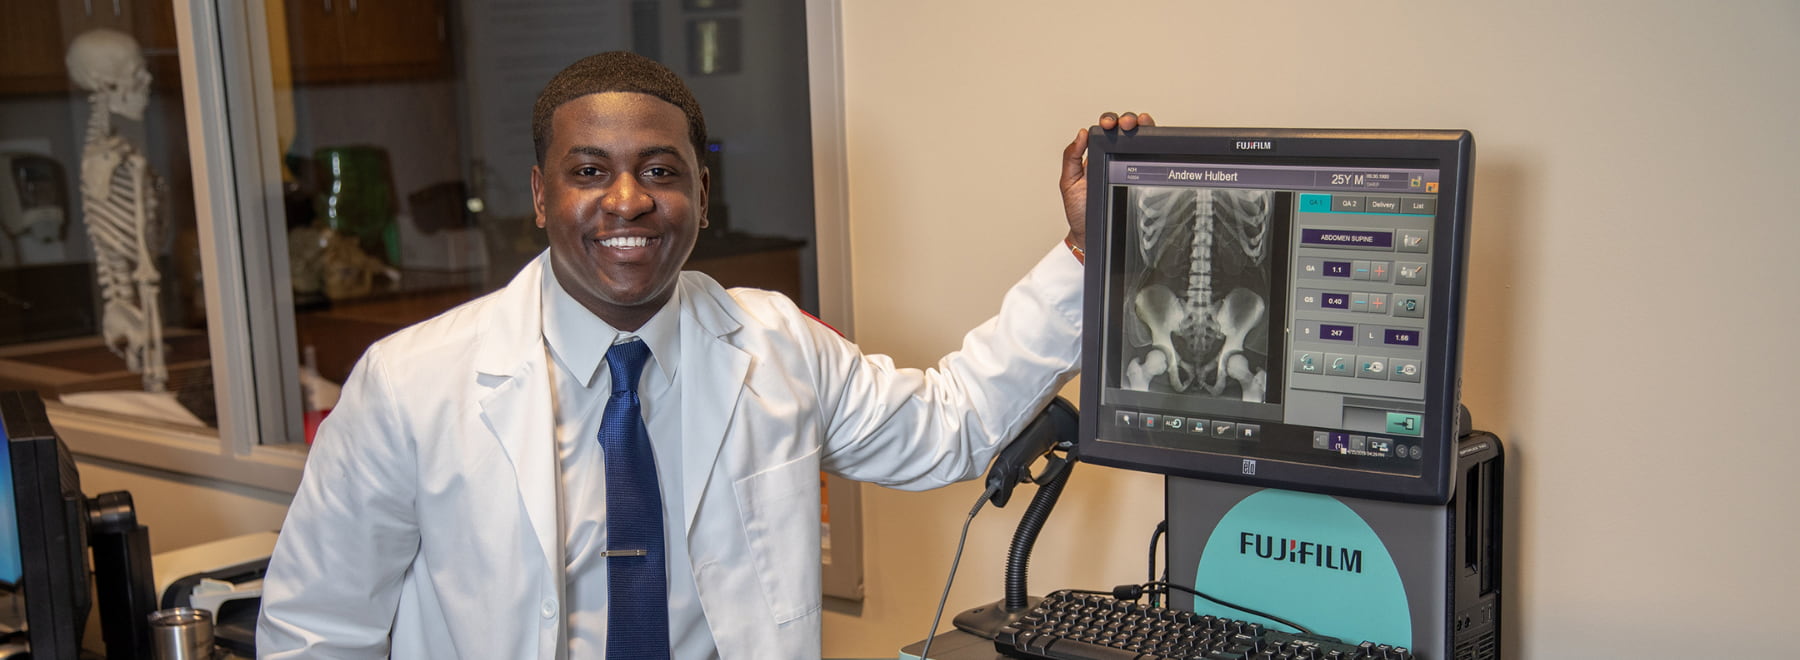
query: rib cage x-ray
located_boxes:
[1119,186,1275,402]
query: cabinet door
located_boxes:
[61,0,136,36]
[335,0,450,80]
[284,0,348,81]
[285,0,451,83]
[131,0,181,86]
[0,0,180,96]
[0,2,68,95]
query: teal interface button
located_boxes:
[1386,412,1423,436]
[1300,193,1333,213]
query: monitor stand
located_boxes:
[87,491,157,659]
[1164,432,1503,659]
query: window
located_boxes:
[0,1,221,435]
[237,0,823,448]
[0,0,858,601]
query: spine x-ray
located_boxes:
[1118,186,1281,403]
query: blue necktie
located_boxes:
[600,339,670,658]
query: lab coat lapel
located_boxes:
[474,255,562,578]
[679,275,749,534]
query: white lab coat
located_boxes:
[257,246,1082,659]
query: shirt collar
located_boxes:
[541,264,681,388]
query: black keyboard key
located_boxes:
[995,624,1023,646]
[1016,630,1044,653]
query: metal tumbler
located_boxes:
[148,607,215,660]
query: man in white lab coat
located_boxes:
[257,50,1149,658]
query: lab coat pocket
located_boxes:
[731,449,823,625]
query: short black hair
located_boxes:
[532,51,708,166]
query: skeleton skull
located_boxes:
[66,29,151,121]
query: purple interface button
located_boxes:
[1301,228,1395,249]
[1320,324,1355,341]
[1329,433,1351,452]
[1384,329,1421,347]
[1322,293,1350,310]
[1324,261,1352,277]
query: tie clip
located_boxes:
[602,549,648,557]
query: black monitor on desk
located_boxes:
[1078,128,1474,504]
[2,391,93,658]
[2,391,157,659]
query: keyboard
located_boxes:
[993,590,1415,660]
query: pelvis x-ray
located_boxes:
[1119,186,1276,402]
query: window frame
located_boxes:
[55,0,306,492]
[805,0,860,604]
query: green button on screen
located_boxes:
[1386,412,1422,436]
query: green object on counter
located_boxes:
[313,145,398,264]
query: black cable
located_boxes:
[1003,456,1072,611]
[918,483,998,660]
[1135,581,1315,636]
[1146,520,1167,607]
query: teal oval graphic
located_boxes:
[1193,489,1409,646]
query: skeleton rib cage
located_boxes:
[81,109,167,392]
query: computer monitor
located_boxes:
[1078,128,1474,504]
[1,390,93,658]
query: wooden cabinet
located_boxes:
[296,238,806,384]
[283,0,452,83]
[0,0,179,96]
[688,236,806,303]
[1,0,452,94]
[0,2,68,95]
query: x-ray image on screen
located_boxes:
[1117,185,1285,403]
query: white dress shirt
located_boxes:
[542,267,719,659]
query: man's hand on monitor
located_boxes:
[1098,111,1153,132]
[1062,112,1155,257]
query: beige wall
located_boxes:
[49,3,1798,656]
[824,2,1799,658]
[74,458,291,555]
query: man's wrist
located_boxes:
[1063,236,1085,265]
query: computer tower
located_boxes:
[1165,432,1502,659]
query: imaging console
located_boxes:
[908,127,1503,660]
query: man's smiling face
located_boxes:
[532,92,709,331]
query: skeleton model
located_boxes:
[68,29,166,392]
[1126,187,1272,401]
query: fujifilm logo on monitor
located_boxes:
[1234,140,1275,151]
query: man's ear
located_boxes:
[530,165,546,228]
[698,165,711,229]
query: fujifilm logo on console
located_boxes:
[1234,140,1275,151]
[1239,531,1364,574]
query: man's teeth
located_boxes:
[600,236,650,248]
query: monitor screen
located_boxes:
[1078,128,1473,503]
[1,424,19,588]
[1,400,20,634]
